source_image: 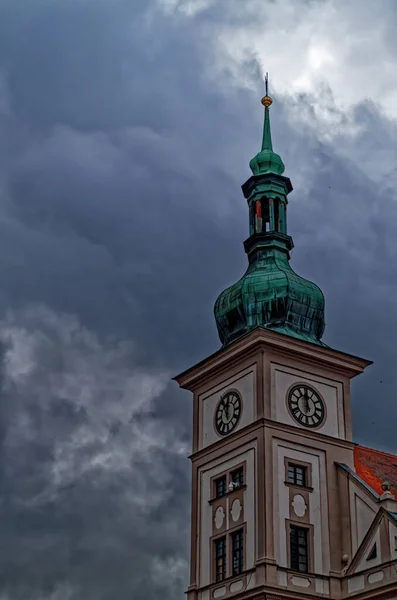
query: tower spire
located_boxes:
[261,73,273,152]
[214,81,326,348]
[249,76,284,176]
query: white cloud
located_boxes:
[151,556,188,596]
[0,305,176,508]
[157,0,212,16]
[157,0,397,128]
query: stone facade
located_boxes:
[175,327,397,600]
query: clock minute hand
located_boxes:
[225,403,229,420]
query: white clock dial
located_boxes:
[215,391,241,436]
[287,385,325,428]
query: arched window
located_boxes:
[275,197,286,234]
[249,201,255,236]
[250,196,285,234]
[260,197,270,232]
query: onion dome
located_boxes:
[214,248,326,346]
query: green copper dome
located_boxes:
[214,247,325,346]
[214,84,326,347]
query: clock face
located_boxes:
[215,391,242,436]
[287,384,325,428]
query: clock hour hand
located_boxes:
[303,392,309,414]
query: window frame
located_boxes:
[231,528,244,576]
[290,525,309,573]
[214,475,227,499]
[231,467,244,489]
[287,463,307,487]
[211,524,247,584]
[214,536,227,582]
[210,463,246,504]
[284,458,313,490]
[287,521,313,574]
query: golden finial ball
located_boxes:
[261,95,273,107]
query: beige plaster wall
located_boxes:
[273,438,330,576]
[389,520,397,562]
[355,527,381,572]
[198,442,257,587]
[349,480,377,553]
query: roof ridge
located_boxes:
[355,443,397,461]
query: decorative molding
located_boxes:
[214,506,225,530]
[174,327,372,391]
[347,508,395,575]
[292,494,307,518]
[368,571,384,584]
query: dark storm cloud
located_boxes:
[0,0,251,367]
[280,94,397,451]
[0,1,208,598]
[0,0,397,598]
[0,305,187,600]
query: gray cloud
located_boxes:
[0,0,397,598]
[0,305,188,600]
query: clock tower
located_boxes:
[174,82,374,600]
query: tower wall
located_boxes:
[176,328,370,600]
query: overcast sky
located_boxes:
[0,0,397,598]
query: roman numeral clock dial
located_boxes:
[215,391,242,436]
[287,384,325,428]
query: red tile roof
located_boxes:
[354,445,397,496]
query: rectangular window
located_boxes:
[215,537,226,582]
[231,467,244,488]
[215,476,227,498]
[288,463,307,487]
[290,526,309,573]
[231,530,244,576]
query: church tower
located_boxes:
[175,81,374,600]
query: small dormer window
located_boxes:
[367,543,377,561]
